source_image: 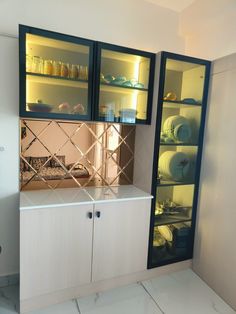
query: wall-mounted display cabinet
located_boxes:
[148,52,211,268]
[19,25,155,124]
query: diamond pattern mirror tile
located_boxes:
[20,119,135,190]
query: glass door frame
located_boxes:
[148,51,211,268]
[93,42,155,125]
[19,24,95,121]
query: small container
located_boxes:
[69,64,78,79]
[43,59,53,75]
[79,65,88,80]
[26,54,33,72]
[52,60,61,76]
[32,56,43,74]
[61,62,69,77]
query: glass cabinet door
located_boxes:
[148,52,211,268]
[95,43,155,124]
[19,25,94,120]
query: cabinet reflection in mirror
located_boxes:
[20,119,135,190]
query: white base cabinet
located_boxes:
[92,199,150,282]
[20,198,151,301]
[20,204,94,300]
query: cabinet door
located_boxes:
[20,204,93,300]
[19,25,94,121]
[94,42,155,125]
[92,199,151,282]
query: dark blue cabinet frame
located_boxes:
[19,25,155,125]
[147,51,211,268]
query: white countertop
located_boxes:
[20,185,153,210]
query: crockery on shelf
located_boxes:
[52,61,61,76]
[181,98,198,104]
[60,63,69,78]
[163,115,192,143]
[27,99,53,113]
[73,104,85,115]
[164,92,177,101]
[159,151,190,181]
[58,102,71,113]
[104,74,115,83]
[134,82,144,88]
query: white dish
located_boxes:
[163,115,192,142]
[158,225,173,242]
[159,151,190,181]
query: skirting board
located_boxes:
[20,259,192,313]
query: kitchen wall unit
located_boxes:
[148,52,211,268]
[19,25,155,125]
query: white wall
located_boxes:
[180,0,236,60]
[193,54,236,311]
[178,1,236,310]
[0,0,185,53]
[0,36,19,276]
[0,0,185,276]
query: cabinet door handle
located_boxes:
[88,212,93,219]
[96,211,101,218]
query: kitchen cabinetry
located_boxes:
[95,43,155,124]
[92,199,150,282]
[19,25,94,121]
[148,52,211,268]
[20,204,94,300]
[19,25,155,124]
[20,187,151,301]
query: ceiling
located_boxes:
[145,0,196,12]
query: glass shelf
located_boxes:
[160,142,198,147]
[100,82,148,93]
[163,100,202,109]
[27,73,88,89]
[157,180,195,187]
[154,214,192,226]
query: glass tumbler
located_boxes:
[79,65,88,80]
[32,56,43,74]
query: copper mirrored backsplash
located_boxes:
[20,119,135,191]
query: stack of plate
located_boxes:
[163,115,192,142]
[159,151,190,181]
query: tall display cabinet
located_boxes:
[148,52,211,268]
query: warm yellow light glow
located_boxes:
[134,58,141,81]
[131,90,138,110]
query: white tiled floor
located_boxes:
[0,270,235,314]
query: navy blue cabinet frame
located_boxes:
[94,42,155,124]
[19,25,94,121]
[147,51,211,268]
[19,25,155,125]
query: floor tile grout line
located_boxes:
[74,298,82,314]
[139,282,165,314]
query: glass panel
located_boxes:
[26,33,90,117]
[98,49,151,123]
[160,59,206,145]
[152,221,192,264]
[154,185,194,226]
[164,59,206,104]
[158,146,198,184]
